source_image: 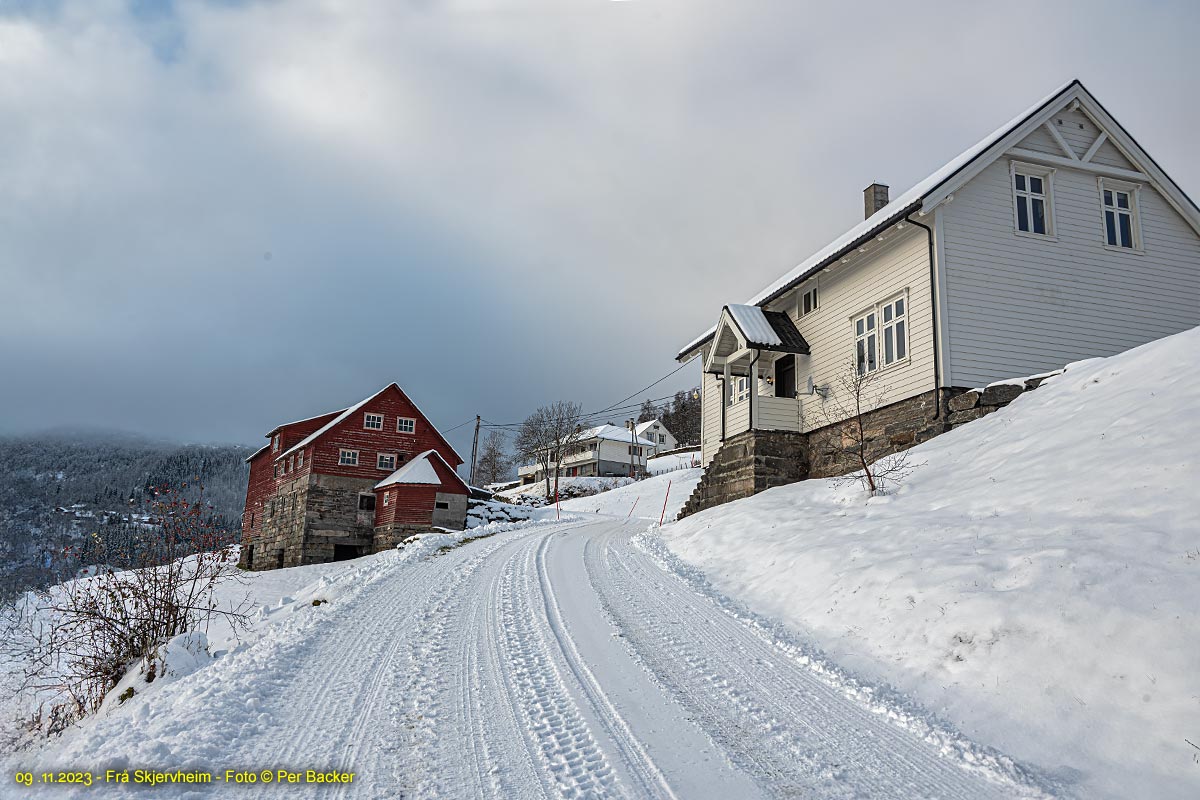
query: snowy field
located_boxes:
[646,450,700,475]
[660,327,1200,800]
[558,468,701,520]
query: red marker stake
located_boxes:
[659,480,672,526]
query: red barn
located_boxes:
[373,450,470,548]
[240,383,465,570]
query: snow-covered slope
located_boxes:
[659,328,1200,800]
[559,469,702,520]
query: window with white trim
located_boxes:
[378,453,396,471]
[730,376,749,405]
[296,450,304,468]
[383,491,391,506]
[396,417,416,434]
[854,308,878,375]
[287,457,294,473]
[339,449,359,466]
[364,413,383,430]
[1099,178,1141,249]
[799,283,818,317]
[1011,162,1054,236]
[272,434,280,452]
[880,295,907,367]
[628,446,643,457]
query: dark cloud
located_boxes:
[1,1,1197,459]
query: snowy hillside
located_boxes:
[559,469,702,520]
[659,328,1200,799]
[494,476,633,504]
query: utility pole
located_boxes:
[627,418,636,478]
[468,415,481,486]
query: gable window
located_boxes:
[378,453,397,471]
[364,413,383,430]
[854,309,878,375]
[397,417,416,434]
[1011,162,1054,237]
[1099,179,1141,250]
[339,449,359,466]
[799,284,819,317]
[272,434,280,452]
[358,493,375,511]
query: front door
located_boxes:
[775,355,796,398]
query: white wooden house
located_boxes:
[517,424,656,484]
[676,80,1199,491]
[635,419,679,455]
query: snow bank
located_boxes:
[659,328,1200,800]
[559,468,702,520]
[495,475,634,504]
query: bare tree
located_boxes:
[514,401,585,498]
[1,483,250,738]
[816,360,917,495]
[474,431,511,487]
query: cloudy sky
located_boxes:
[1,0,1197,457]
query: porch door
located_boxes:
[775,355,796,398]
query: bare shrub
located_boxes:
[817,360,919,495]
[1,483,250,738]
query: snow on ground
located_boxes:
[558,468,702,520]
[646,450,700,475]
[494,475,633,504]
[659,327,1200,800]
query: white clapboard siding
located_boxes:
[940,155,1200,388]
[765,226,936,432]
[700,369,723,466]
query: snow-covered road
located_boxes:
[12,517,1059,799]
[234,517,1053,799]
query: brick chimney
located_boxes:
[863,183,889,219]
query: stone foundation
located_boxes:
[678,375,1056,519]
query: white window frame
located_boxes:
[383,491,391,507]
[729,376,750,406]
[286,456,294,473]
[378,453,397,471]
[853,290,910,376]
[878,293,908,369]
[296,450,304,468]
[1097,177,1143,252]
[396,417,416,434]
[798,282,819,317]
[363,412,384,431]
[272,434,280,452]
[1009,161,1056,239]
[339,449,359,466]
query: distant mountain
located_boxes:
[0,430,252,600]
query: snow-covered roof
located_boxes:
[726,305,782,347]
[579,424,656,448]
[677,79,1081,359]
[244,443,270,463]
[376,449,464,489]
[268,408,345,435]
[634,419,670,437]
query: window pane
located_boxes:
[883,305,892,323]
[1103,190,1113,206]
[1119,213,1133,247]
[1029,176,1043,194]
[896,321,906,358]
[856,319,864,336]
[803,293,811,314]
[1015,174,1026,191]
[867,334,876,370]
[1117,192,1129,209]
[867,313,875,330]
[1105,211,1117,245]
[884,328,894,364]
[1032,198,1046,234]
[856,340,866,374]
[895,298,903,316]
[1016,197,1029,231]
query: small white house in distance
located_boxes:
[517,424,656,484]
[635,419,678,454]
[675,80,1200,516]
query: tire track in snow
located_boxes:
[584,526,1057,799]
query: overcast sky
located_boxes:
[1,0,1197,458]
